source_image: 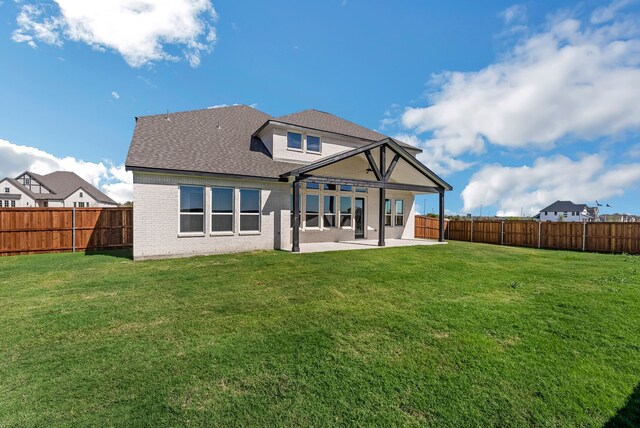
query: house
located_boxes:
[539,200,598,222]
[125,105,451,260]
[0,171,117,208]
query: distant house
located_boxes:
[0,171,117,208]
[539,200,598,222]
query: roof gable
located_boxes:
[541,200,589,212]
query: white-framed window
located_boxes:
[240,188,261,232]
[73,202,77,208]
[323,195,336,228]
[563,212,568,218]
[11,201,15,207]
[307,135,321,153]
[211,187,234,233]
[4,187,9,193]
[395,200,404,226]
[3,200,8,207]
[179,185,204,234]
[340,185,352,192]
[305,194,320,228]
[287,132,303,150]
[25,177,31,186]
[340,196,352,228]
[385,199,392,226]
[79,192,84,198]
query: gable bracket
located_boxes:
[364,150,382,181]
[384,154,400,181]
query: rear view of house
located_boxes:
[125,105,451,260]
[0,171,117,208]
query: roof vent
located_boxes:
[165,109,171,121]
[215,119,221,130]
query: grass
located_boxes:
[1,242,639,427]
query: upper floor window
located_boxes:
[340,185,352,192]
[240,189,261,232]
[287,132,302,150]
[307,135,321,153]
[24,177,31,186]
[4,188,9,193]
[306,182,319,190]
[211,187,234,233]
[179,186,204,233]
[79,192,83,198]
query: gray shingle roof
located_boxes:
[540,200,589,212]
[5,172,116,204]
[125,105,422,179]
[126,105,304,179]
[37,171,117,204]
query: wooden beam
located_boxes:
[379,146,386,247]
[439,190,445,242]
[292,180,301,252]
[384,154,401,181]
[298,175,440,193]
[364,150,382,181]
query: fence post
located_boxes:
[582,222,586,251]
[470,220,473,242]
[501,221,504,245]
[72,207,76,253]
[538,221,541,249]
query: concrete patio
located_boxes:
[288,238,446,254]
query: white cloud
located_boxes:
[12,0,218,68]
[500,4,527,25]
[460,154,640,216]
[0,139,132,203]
[591,0,635,24]
[111,91,120,99]
[399,4,640,169]
[394,133,473,176]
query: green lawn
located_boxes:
[1,242,639,427]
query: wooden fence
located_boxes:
[0,207,133,256]
[415,216,640,255]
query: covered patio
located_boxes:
[281,138,453,252]
[286,238,446,254]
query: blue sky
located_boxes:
[1,0,639,214]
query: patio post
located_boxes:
[439,190,445,242]
[292,179,301,253]
[378,145,386,247]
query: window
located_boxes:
[356,187,367,193]
[3,201,8,208]
[545,211,548,215]
[340,196,352,227]
[11,201,15,207]
[211,187,234,233]
[4,188,8,193]
[179,186,204,233]
[78,202,84,208]
[563,212,568,218]
[287,132,302,150]
[73,202,77,207]
[240,189,260,232]
[395,200,404,226]
[25,177,31,186]
[340,185,352,192]
[323,184,337,191]
[79,192,84,198]
[305,194,320,228]
[307,135,321,152]
[554,211,557,216]
[306,182,319,190]
[323,195,336,228]
[385,199,392,226]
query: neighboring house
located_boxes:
[125,105,451,260]
[539,200,598,222]
[0,171,117,208]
